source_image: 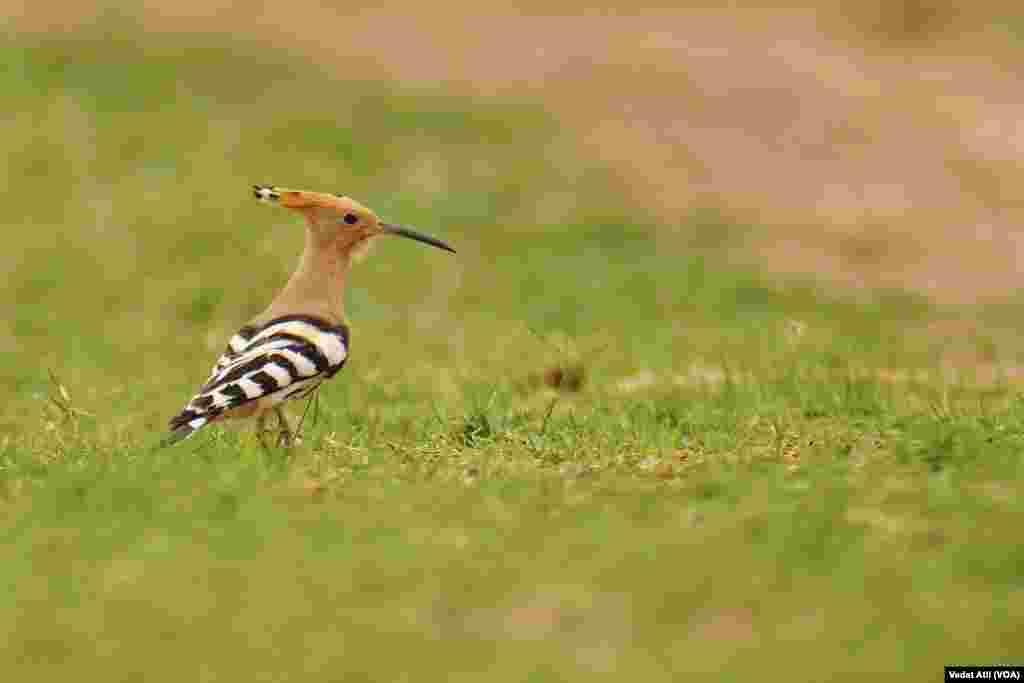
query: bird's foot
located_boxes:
[276,428,294,448]
[275,407,296,448]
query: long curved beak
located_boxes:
[381,223,456,254]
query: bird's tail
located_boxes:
[160,412,210,448]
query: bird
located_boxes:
[163,185,456,448]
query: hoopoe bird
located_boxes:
[164,185,456,447]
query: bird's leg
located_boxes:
[256,412,271,452]
[275,406,294,448]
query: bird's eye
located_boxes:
[343,213,358,225]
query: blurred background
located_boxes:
[6,1,1024,427]
[4,3,1024,678]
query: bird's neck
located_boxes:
[260,230,350,324]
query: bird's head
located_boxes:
[253,185,456,260]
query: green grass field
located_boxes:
[1,32,1022,680]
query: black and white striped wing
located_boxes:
[202,325,260,386]
[166,315,349,443]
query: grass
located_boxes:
[1,30,1022,680]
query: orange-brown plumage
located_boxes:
[162,185,455,447]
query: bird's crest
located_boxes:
[253,185,349,210]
